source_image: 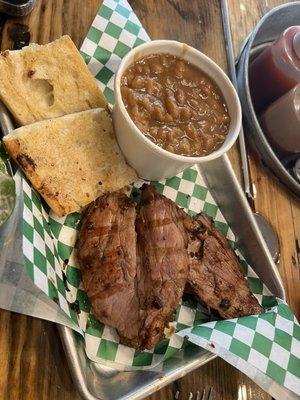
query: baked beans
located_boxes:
[121,53,230,157]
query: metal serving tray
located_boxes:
[0,0,36,16]
[0,101,285,399]
[236,1,300,199]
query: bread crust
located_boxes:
[4,109,137,217]
[0,35,107,126]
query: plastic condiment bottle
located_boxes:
[259,84,300,157]
[249,26,300,114]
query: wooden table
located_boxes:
[0,1,299,399]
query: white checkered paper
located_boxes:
[21,0,300,397]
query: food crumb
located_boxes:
[62,271,70,292]
[69,300,81,314]
[164,322,176,338]
[28,70,35,78]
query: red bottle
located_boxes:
[249,26,300,114]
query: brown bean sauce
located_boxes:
[121,53,231,157]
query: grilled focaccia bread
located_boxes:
[3,109,137,216]
[0,35,107,125]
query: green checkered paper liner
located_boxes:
[21,0,300,397]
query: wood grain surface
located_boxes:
[0,1,299,399]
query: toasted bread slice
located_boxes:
[4,109,137,216]
[0,35,107,126]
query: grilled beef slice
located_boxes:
[77,192,142,345]
[134,185,190,349]
[186,213,263,318]
[77,186,262,351]
[77,186,190,350]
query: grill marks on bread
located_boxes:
[4,109,137,216]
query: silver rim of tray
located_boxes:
[236,1,300,199]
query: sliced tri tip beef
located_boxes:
[77,192,142,347]
[135,184,190,350]
[77,186,190,351]
[77,186,262,352]
[185,213,263,319]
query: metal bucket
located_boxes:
[0,0,36,16]
[236,1,300,199]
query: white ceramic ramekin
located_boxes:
[113,40,241,181]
